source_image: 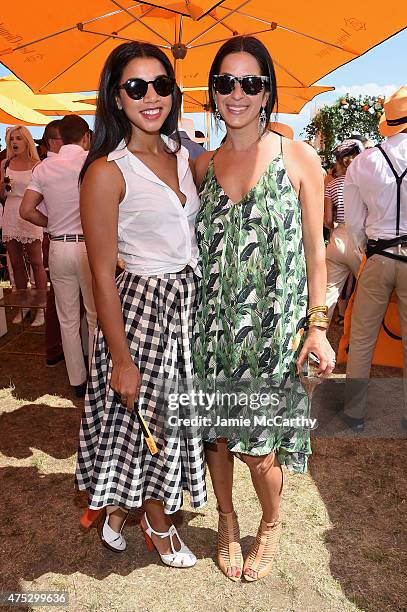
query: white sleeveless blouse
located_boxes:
[107,137,201,276]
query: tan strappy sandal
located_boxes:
[243,518,282,582]
[217,509,243,582]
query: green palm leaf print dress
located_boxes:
[193,149,311,473]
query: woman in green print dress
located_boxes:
[194,36,335,583]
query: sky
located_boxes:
[0,27,406,150]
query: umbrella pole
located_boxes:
[175,58,185,119]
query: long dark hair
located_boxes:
[208,36,278,135]
[80,41,181,181]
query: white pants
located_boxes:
[326,224,361,320]
[49,241,97,385]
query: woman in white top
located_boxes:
[0,126,47,325]
[75,41,206,568]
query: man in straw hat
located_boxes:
[341,86,407,432]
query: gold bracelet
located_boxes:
[309,322,329,328]
[307,305,328,316]
[308,315,329,324]
[308,321,329,329]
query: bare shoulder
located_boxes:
[285,139,321,165]
[83,156,124,186]
[284,139,323,185]
[81,156,126,203]
[84,156,119,178]
[195,150,215,188]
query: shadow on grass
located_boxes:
[0,306,73,403]
[0,404,82,459]
[0,350,73,404]
[0,466,215,595]
[309,437,407,612]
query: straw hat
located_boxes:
[268,121,294,140]
[379,86,407,137]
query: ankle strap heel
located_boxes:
[243,517,282,582]
[140,512,196,568]
[100,505,129,553]
[217,508,243,581]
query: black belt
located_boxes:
[50,234,85,242]
[366,236,407,262]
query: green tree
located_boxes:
[303,94,385,168]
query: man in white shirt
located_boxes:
[342,86,407,431]
[20,115,96,398]
[36,120,65,365]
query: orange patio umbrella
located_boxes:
[0,3,405,94]
[0,75,97,125]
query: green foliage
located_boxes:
[303,94,385,167]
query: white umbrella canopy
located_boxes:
[0,75,97,125]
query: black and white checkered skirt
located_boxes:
[75,269,207,514]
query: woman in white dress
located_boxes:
[0,126,47,325]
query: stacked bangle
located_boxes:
[308,318,329,329]
[307,305,328,317]
[306,305,329,329]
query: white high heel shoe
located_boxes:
[100,506,129,553]
[140,512,197,568]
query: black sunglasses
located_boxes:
[4,176,11,192]
[213,74,269,96]
[118,76,175,100]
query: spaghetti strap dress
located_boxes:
[193,141,311,473]
[2,168,43,243]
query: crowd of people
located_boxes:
[0,34,406,581]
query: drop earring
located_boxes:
[259,106,267,133]
[214,104,222,125]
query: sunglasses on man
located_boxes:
[118,75,175,100]
[213,74,270,96]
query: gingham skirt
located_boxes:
[75,269,207,514]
